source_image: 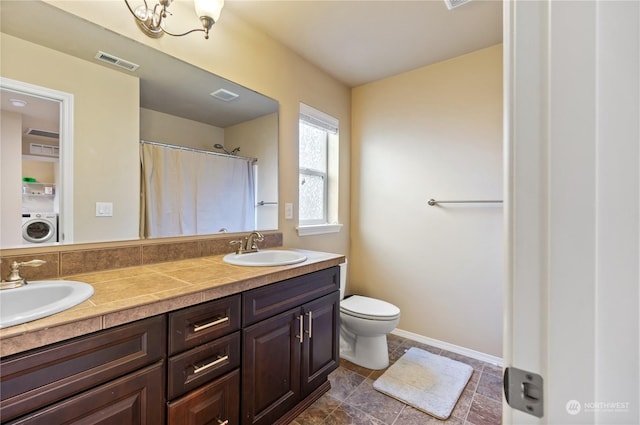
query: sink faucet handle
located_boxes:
[230,239,245,254]
[17,259,47,268]
[5,259,46,287]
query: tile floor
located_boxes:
[293,334,503,425]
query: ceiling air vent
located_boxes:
[444,0,472,9]
[26,128,59,139]
[95,51,140,72]
[210,88,239,102]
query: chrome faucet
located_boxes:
[230,232,264,254]
[1,259,46,290]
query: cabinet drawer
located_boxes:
[167,331,241,400]
[0,316,165,423]
[169,295,241,356]
[168,369,240,425]
[243,266,339,326]
[6,361,164,425]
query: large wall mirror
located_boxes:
[0,1,279,249]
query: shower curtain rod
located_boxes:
[140,140,257,163]
[427,198,503,206]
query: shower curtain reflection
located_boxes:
[140,142,255,238]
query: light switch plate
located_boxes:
[96,202,113,217]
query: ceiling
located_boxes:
[225,0,503,87]
[0,0,502,141]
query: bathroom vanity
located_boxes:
[0,250,342,425]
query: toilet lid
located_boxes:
[341,295,400,320]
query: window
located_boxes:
[299,121,328,225]
[298,103,342,235]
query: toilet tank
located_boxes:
[339,261,347,300]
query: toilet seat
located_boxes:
[340,295,400,321]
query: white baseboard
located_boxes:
[391,328,503,367]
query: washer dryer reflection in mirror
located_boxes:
[22,213,58,245]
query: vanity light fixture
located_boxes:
[444,0,472,9]
[124,0,224,39]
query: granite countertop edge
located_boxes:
[0,249,345,357]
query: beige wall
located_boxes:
[140,108,225,149]
[50,0,352,256]
[22,160,56,184]
[4,2,502,357]
[351,45,503,357]
[1,111,24,247]
[226,113,279,230]
[0,33,140,244]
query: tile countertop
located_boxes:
[0,249,345,358]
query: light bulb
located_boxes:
[194,0,224,22]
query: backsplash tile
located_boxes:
[0,232,283,279]
[61,246,141,276]
[142,241,201,264]
[0,252,60,281]
[199,231,283,256]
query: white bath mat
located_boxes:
[373,347,473,419]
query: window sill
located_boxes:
[296,223,343,236]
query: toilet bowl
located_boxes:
[339,261,400,370]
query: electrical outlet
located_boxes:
[285,203,294,220]
[96,202,113,217]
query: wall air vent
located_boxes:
[210,88,240,102]
[444,0,472,9]
[95,51,140,72]
[26,128,59,139]
[29,143,60,157]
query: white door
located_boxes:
[504,1,639,424]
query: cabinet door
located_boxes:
[167,369,240,425]
[301,291,340,396]
[242,308,302,425]
[7,362,164,425]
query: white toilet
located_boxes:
[339,261,401,370]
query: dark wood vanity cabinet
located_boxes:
[0,316,166,424]
[0,265,340,425]
[166,295,241,425]
[241,267,340,425]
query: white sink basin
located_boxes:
[223,250,307,267]
[0,280,94,328]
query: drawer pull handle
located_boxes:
[217,420,229,425]
[305,311,313,339]
[193,316,229,333]
[297,315,304,344]
[193,355,229,374]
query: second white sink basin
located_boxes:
[223,250,307,267]
[0,280,94,329]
